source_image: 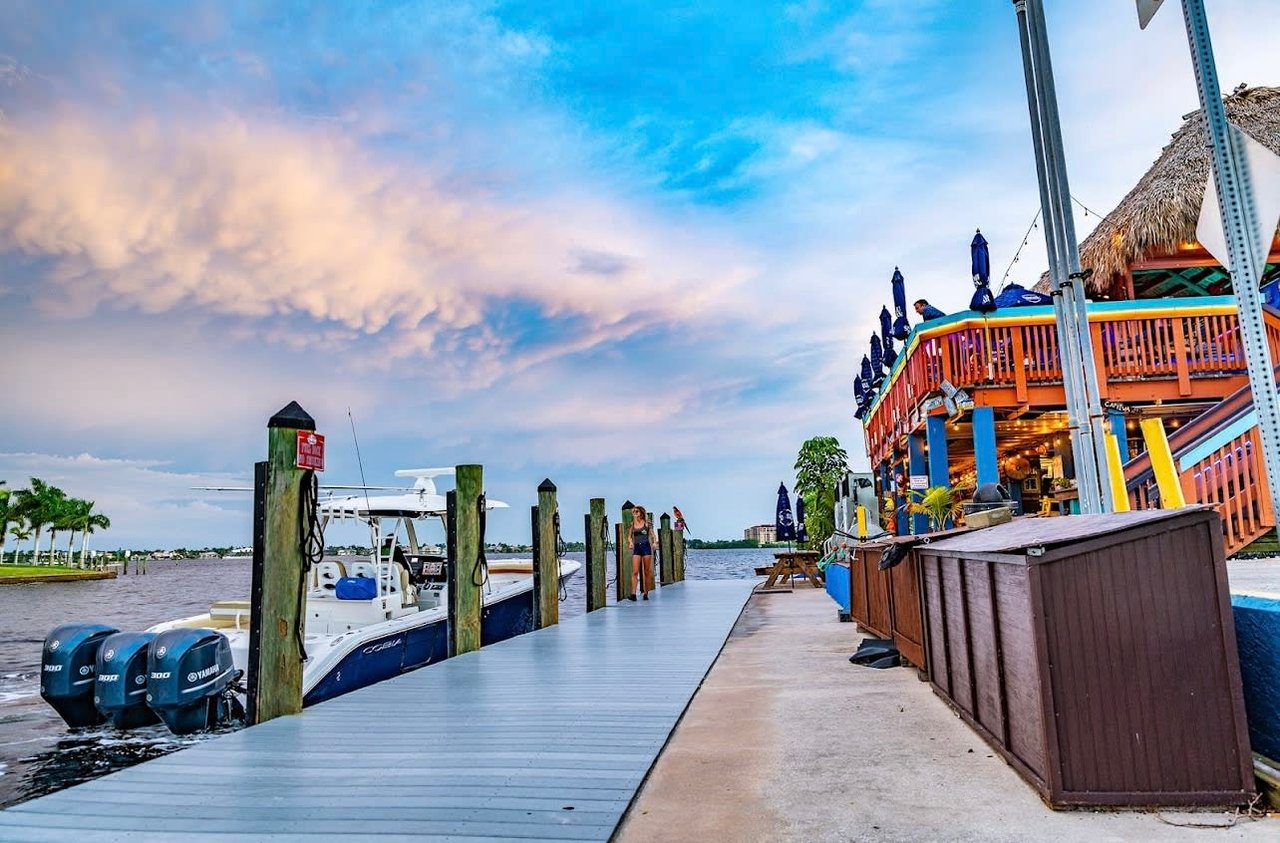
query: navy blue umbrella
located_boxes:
[860,355,874,388]
[879,306,893,342]
[891,268,911,339]
[883,332,898,368]
[970,230,996,313]
[870,334,884,384]
[854,374,867,404]
[795,495,808,544]
[775,483,796,542]
[994,282,1052,308]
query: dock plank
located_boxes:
[0,580,752,842]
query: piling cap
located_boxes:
[622,500,634,510]
[538,478,557,492]
[268,401,316,431]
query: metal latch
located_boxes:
[1027,546,1045,557]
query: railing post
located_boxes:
[659,513,674,585]
[1011,328,1029,402]
[673,531,686,582]
[1173,317,1193,396]
[251,401,313,725]
[533,479,558,629]
[585,498,607,612]
[448,464,484,656]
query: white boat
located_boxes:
[148,468,580,709]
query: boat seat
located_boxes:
[312,560,347,596]
[347,560,409,597]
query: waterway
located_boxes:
[0,548,773,809]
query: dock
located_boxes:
[0,580,754,842]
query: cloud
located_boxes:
[0,451,252,548]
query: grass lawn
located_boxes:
[0,564,94,577]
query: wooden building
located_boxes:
[859,86,1280,555]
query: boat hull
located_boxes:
[303,586,535,706]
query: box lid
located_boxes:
[920,507,1215,554]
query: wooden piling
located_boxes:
[659,513,674,585]
[674,532,686,582]
[614,523,624,603]
[533,479,559,628]
[586,498,607,612]
[620,501,635,600]
[249,401,312,724]
[449,464,484,656]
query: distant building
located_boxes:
[744,524,776,543]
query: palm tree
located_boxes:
[14,479,67,566]
[80,512,110,569]
[9,524,31,564]
[0,482,10,565]
[60,498,92,568]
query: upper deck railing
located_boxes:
[862,297,1280,466]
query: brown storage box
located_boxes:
[849,538,929,672]
[916,507,1254,808]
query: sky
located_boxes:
[1,1,1278,548]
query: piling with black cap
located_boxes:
[533,479,559,628]
[249,400,313,724]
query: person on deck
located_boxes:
[630,505,657,600]
[914,299,947,322]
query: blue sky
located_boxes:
[1,1,1277,547]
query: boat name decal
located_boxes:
[362,637,403,655]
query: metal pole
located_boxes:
[1013,0,1102,513]
[1024,0,1113,512]
[1179,0,1280,500]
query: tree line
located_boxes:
[0,479,111,568]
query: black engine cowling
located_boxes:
[146,628,242,734]
[41,623,119,728]
[94,631,160,729]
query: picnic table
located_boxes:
[756,549,825,592]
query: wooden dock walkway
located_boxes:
[0,580,754,842]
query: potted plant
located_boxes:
[907,485,965,532]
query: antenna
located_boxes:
[348,408,373,520]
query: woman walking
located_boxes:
[631,505,657,600]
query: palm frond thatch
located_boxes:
[1035,85,1280,294]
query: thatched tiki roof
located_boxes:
[1036,85,1280,295]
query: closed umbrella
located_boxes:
[853,376,867,419]
[883,332,898,368]
[891,268,911,339]
[870,334,885,385]
[795,495,808,544]
[970,230,996,313]
[775,483,796,542]
[879,306,893,342]
[860,355,874,389]
[994,282,1052,307]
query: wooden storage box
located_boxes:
[916,507,1254,807]
[849,539,928,672]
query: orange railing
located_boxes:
[862,297,1280,468]
[1121,357,1280,556]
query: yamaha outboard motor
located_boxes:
[94,631,160,729]
[41,623,119,728]
[147,628,242,735]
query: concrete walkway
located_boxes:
[618,588,1277,842]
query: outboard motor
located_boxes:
[41,623,119,728]
[94,631,160,729]
[147,628,243,735]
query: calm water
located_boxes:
[0,548,771,808]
